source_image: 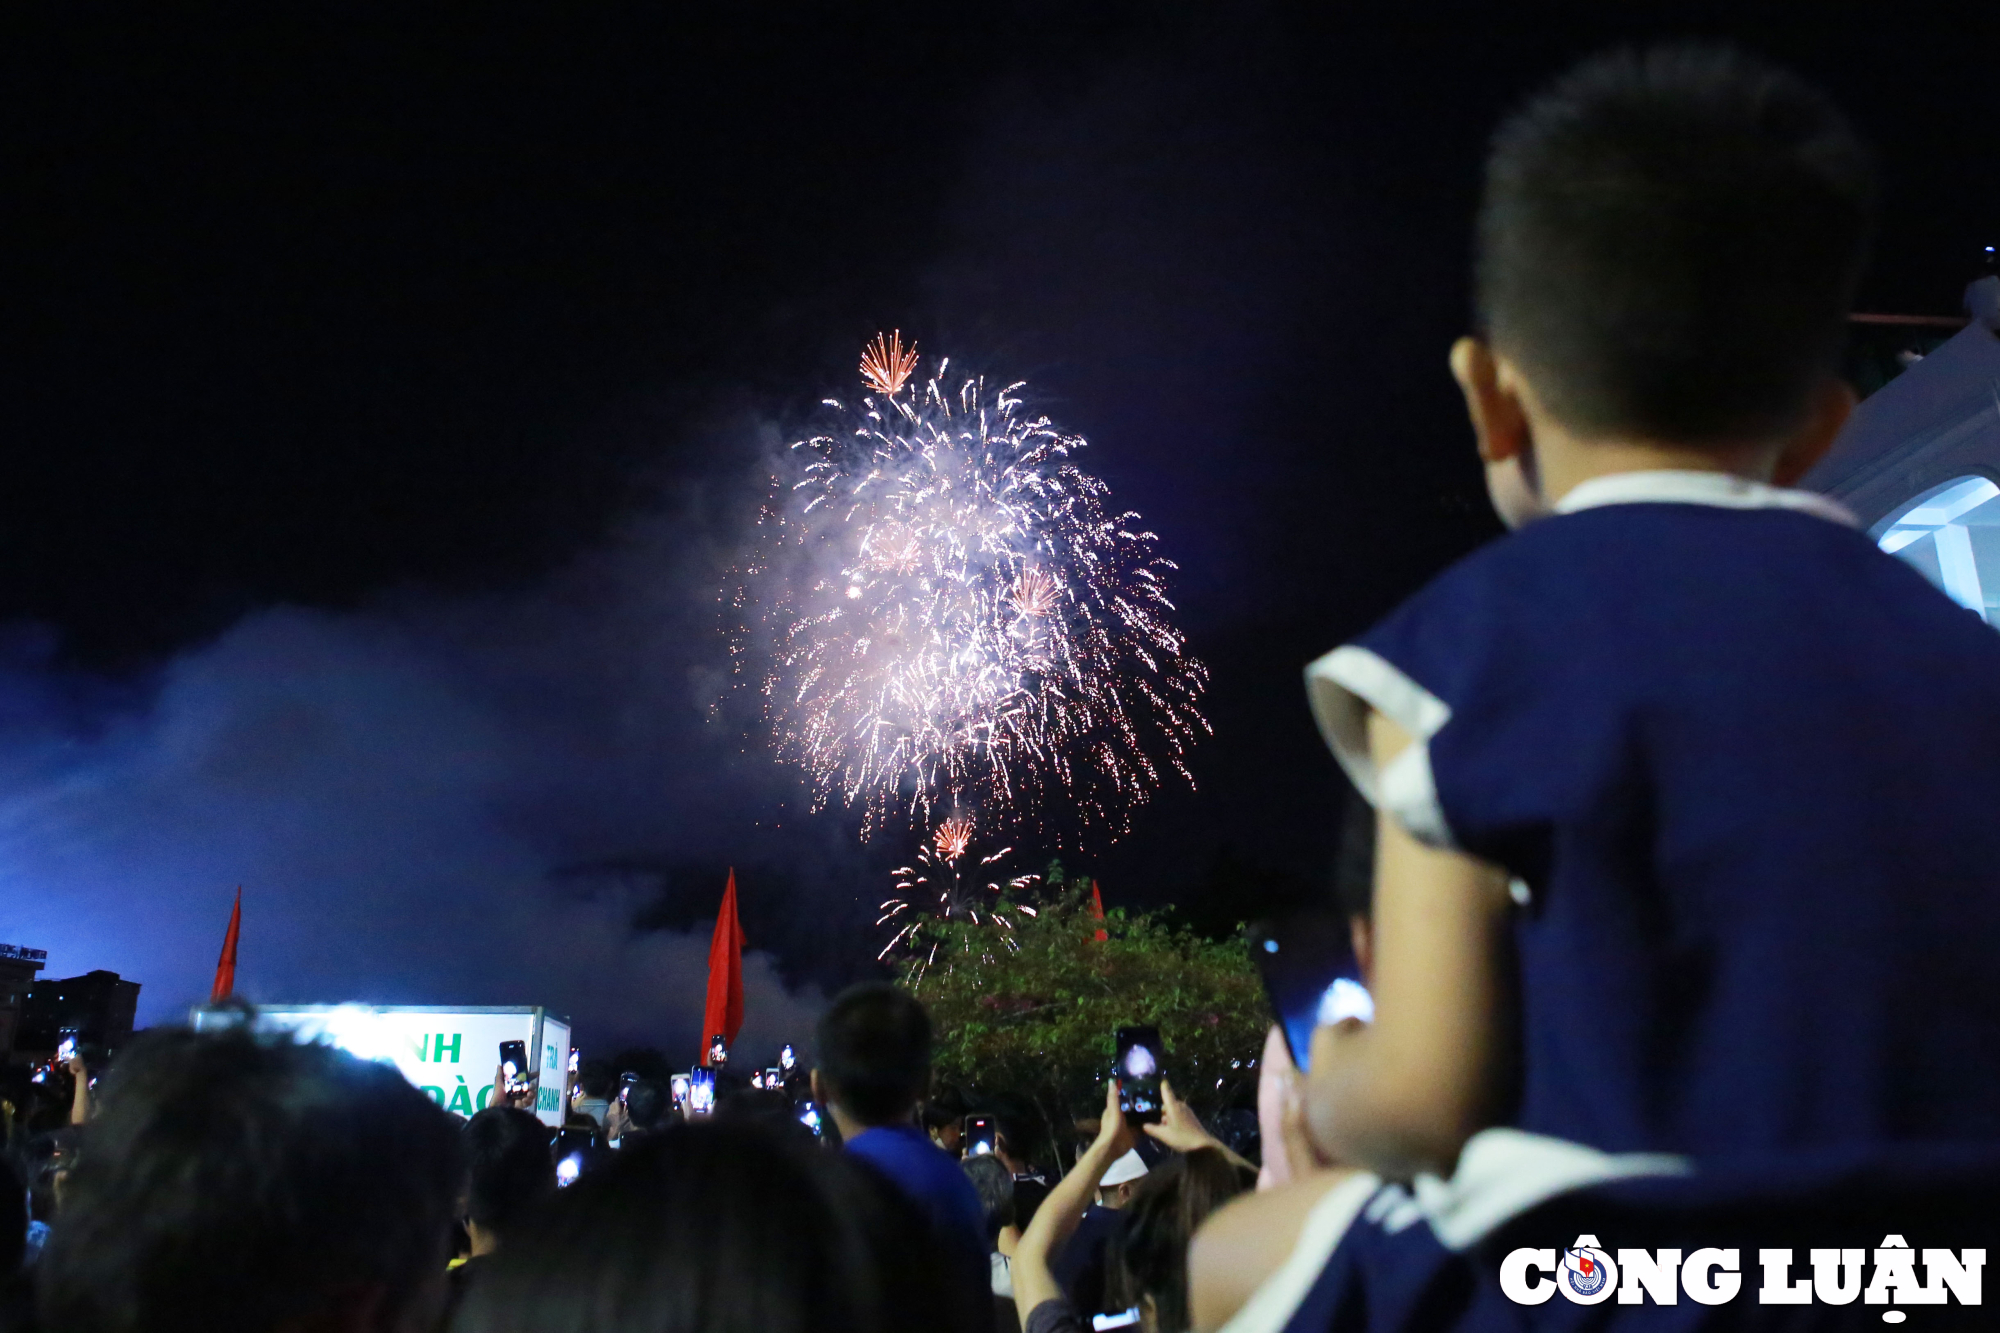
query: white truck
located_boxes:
[195,1004,574,1127]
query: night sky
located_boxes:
[3,7,1994,1055]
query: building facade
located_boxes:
[1806,277,2000,614]
[0,943,49,1061]
[19,968,143,1060]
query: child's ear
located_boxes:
[1770,377,1856,488]
[1448,337,1529,466]
[1452,338,1543,528]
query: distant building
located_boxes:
[1806,276,2000,618]
[19,968,143,1059]
[0,943,49,1061]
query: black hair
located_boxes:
[713,1088,813,1148]
[577,1058,615,1101]
[1477,44,1875,443]
[814,983,931,1127]
[958,1153,1014,1246]
[920,1080,969,1130]
[992,1105,1049,1171]
[36,1026,463,1333]
[1107,1148,1252,1333]
[451,1120,983,1333]
[623,1079,670,1133]
[462,1106,555,1240]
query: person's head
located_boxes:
[623,1079,671,1135]
[923,1107,963,1154]
[462,1106,556,1253]
[1097,1149,1149,1209]
[1456,44,1876,526]
[1109,1148,1252,1333]
[958,1153,1014,1247]
[713,1087,812,1147]
[921,1085,967,1153]
[991,1109,1042,1175]
[37,1026,462,1333]
[811,983,931,1130]
[452,1120,982,1333]
[576,1059,615,1102]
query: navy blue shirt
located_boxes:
[844,1121,991,1281]
[1308,473,2000,1178]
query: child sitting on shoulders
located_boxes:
[1198,43,2000,1332]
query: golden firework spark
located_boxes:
[932,813,975,863]
[1010,567,1058,618]
[859,330,918,397]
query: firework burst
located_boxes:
[730,336,1209,843]
[859,330,919,397]
[876,813,1040,981]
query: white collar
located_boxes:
[1551,469,1857,528]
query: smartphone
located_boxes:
[764,1066,782,1088]
[567,1048,580,1076]
[1114,1025,1164,1122]
[56,1037,76,1063]
[963,1115,998,1156]
[499,1039,529,1087]
[778,1043,797,1072]
[707,1034,729,1067]
[688,1066,716,1115]
[670,1073,692,1113]
[798,1101,823,1137]
[553,1127,599,1187]
[1247,912,1373,1073]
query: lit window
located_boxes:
[1876,475,2000,627]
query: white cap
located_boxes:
[1100,1149,1150,1187]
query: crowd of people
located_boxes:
[13,37,2000,1333]
[0,981,1261,1333]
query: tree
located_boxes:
[911,874,1269,1168]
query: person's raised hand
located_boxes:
[1257,1023,1339,1188]
[66,1051,87,1079]
[494,1063,531,1110]
[1143,1078,1222,1155]
[1096,1077,1137,1160]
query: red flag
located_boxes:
[701,868,747,1063]
[210,887,242,1003]
[1090,879,1109,942]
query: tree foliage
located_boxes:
[910,868,1269,1165]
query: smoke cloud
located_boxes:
[0,464,866,1061]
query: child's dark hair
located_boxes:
[1477,44,1876,443]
